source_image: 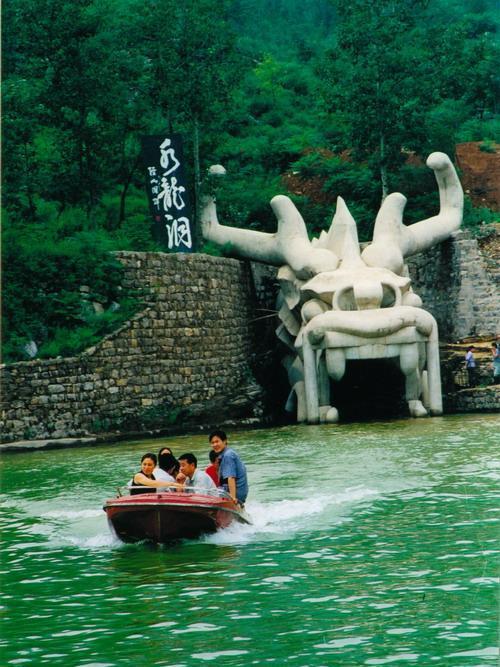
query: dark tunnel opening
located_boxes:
[331,358,409,422]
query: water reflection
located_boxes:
[107,542,243,584]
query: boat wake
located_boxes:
[3,485,378,550]
[202,485,378,545]
[1,499,116,549]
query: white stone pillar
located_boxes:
[326,348,346,381]
[317,351,330,407]
[303,337,319,423]
[295,381,307,423]
[421,370,430,409]
[426,322,443,415]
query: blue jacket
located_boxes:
[218,447,248,503]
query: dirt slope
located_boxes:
[455,141,500,210]
[283,142,500,211]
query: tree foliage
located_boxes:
[2,0,498,362]
[319,0,499,200]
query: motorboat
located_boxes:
[103,486,251,543]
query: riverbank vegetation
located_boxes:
[3,0,499,362]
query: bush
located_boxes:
[456,117,500,144]
[34,298,139,359]
[462,197,499,236]
[1,212,139,363]
[479,139,497,153]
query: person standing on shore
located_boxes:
[209,430,248,507]
[491,343,500,384]
[465,346,477,387]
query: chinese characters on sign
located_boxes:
[141,135,194,252]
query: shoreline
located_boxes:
[2,399,499,453]
[0,417,267,453]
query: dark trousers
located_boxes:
[467,367,477,387]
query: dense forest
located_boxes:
[2,0,499,363]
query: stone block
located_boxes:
[48,384,65,394]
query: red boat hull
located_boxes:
[103,491,250,543]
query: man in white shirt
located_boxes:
[177,453,216,492]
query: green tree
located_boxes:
[3,0,149,218]
[136,0,244,223]
[320,0,499,203]
[320,0,437,201]
[1,213,127,362]
[2,0,498,363]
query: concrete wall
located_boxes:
[0,252,266,443]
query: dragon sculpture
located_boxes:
[201,153,463,423]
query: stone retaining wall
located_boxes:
[408,230,499,341]
[0,253,266,443]
[1,231,498,444]
[444,386,500,413]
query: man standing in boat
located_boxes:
[177,453,216,491]
[209,430,248,507]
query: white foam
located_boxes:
[203,485,378,545]
[64,532,117,549]
[252,485,376,526]
[447,647,499,658]
[7,484,379,550]
[18,506,119,550]
[42,509,103,520]
[191,650,248,661]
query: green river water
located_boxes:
[1,414,499,666]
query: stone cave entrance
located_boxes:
[331,358,408,421]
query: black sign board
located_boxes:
[141,135,194,252]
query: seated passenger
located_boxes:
[176,453,216,492]
[154,448,179,483]
[131,453,181,495]
[205,450,220,485]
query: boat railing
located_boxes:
[116,485,233,500]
